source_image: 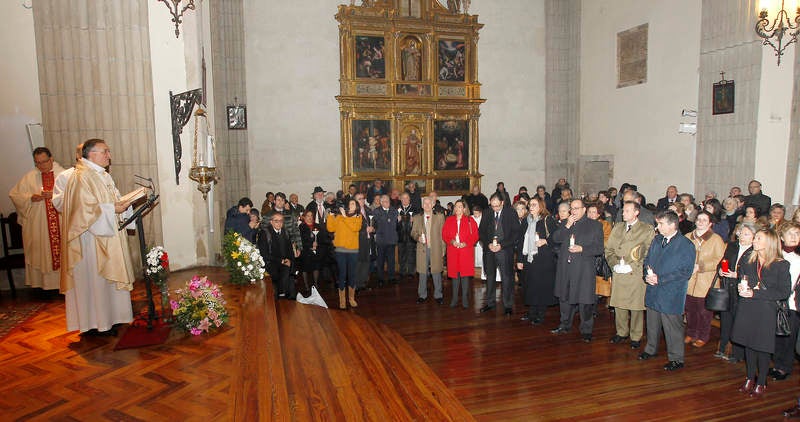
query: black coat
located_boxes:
[517,216,558,307]
[656,196,678,210]
[718,242,753,313]
[552,216,604,304]
[731,259,791,353]
[478,207,522,252]
[372,207,399,245]
[744,193,772,217]
[298,223,330,272]
[256,227,295,275]
[397,204,419,243]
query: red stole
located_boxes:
[41,171,61,270]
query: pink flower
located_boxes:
[191,289,202,299]
[170,300,179,310]
[214,319,223,327]
[208,309,218,320]
[198,318,210,332]
[190,327,202,336]
[212,290,221,298]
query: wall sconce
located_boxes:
[158,0,196,38]
[755,0,800,66]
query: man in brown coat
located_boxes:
[411,197,445,304]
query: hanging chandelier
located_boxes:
[754,0,800,66]
[189,108,218,200]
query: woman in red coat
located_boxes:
[443,199,480,308]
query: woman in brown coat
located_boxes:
[685,211,726,347]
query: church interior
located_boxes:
[1,0,800,420]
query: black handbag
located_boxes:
[595,255,612,280]
[777,299,791,337]
[705,274,729,312]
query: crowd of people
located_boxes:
[226,177,800,414]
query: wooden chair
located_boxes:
[0,212,24,297]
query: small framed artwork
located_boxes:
[433,177,470,194]
[712,79,734,115]
[227,105,247,129]
[352,120,392,173]
[355,35,386,79]
[433,120,469,171]
[438,39,466,82]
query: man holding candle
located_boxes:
[638,210,696,371]
[478,193,521,314]
[9,147,66,294]
[605,201,655,348]
[550,199,604,342]
[411,197,445,303]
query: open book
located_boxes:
[119,186,147,204]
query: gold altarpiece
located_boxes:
[336,0,484,195]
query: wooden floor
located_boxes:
[2,267,800,421]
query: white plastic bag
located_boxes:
[296,286,328,308]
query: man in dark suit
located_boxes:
[744,179,771,217]
[638,210,696,371]
[550,199,605,342]
[397,192,419,280]
[306,186,327,225]
[256,213,297,300]
[656,185,679,210]
[373,194,399,285]
[479,193,521,314]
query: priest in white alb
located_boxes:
[60,139,136,335]
[9,147,66,291]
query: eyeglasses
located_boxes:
[271,219,284,223]
[570,206,585,211]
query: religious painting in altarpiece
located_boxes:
[335,0,485,197]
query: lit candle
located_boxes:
[207,135,215,167]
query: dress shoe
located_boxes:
[663,361,684,371]
[768,367,779,378]
[479,305,495,313]
[684,336,693,344]
[550,327,570,335]
[638,352,655,360]
[416,297,427,304]
[582,334,592,343]
[531,318,543,325]
[692,339,707,348]
[772,370,790,381]
[712,350,726,359]
[630,341,641,349]
[435,298,444,305]
[738,378,755,394]
[609,335,629,344]
[749,384,766,398]
[504,308,513,315]
[783,404,800,418]
[520,314,531,321]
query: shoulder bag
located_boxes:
[705,273,729,312]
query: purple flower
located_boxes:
[170,300,179,310]
[190,327,202,336]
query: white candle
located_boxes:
[207,135,215,167]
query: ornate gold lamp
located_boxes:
[755,0,800,66]
[189,108,218,199]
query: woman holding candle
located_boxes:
[516,197,558,324]
[299,210,330,292]
[442,199,480,308]
[685,211,726,348]
[731,228,792,397]
[714,222,756,363]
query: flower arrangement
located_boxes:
[171,276,229,336]
[222,230,266,285]
[145,246,169,288]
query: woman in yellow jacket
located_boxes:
[326,198,363,309]
[685,210,726,347]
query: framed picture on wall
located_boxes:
[352,120,392,173]
[227,105,247,129]
[438,39,466,82]
[712,79,734,115]
[433,120,468,171]
[355,35,386,79]
[433,177,470,195]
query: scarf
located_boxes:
[522,214,540,262]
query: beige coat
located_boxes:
[686,230,725,297]
[410,213,445,274]
[605,220,655,310]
